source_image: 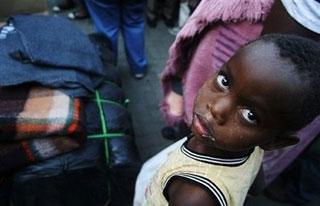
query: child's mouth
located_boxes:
[194,112,216,142]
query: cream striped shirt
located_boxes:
[144,139,264,206]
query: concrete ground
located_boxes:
[47,1,318,205]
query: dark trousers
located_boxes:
[147,0,180,27]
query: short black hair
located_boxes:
[257,34,320,131]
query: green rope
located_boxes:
[100,80,130,108]
[88,133,124,138]
[87,95,129,139]
[88,88,130,199]
[94,91,109,163]
[92,98,124,108]
[94,90,112,198]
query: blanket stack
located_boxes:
[0,14,141,205]
[0,86,85,174]
[0,14,102,174]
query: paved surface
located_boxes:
[119,22,175,160]
[48,0,174,161]
[47,1,318,205]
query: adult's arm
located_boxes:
[260,0,320,186]
[261,0,320,41]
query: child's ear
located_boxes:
[260,134,299,151]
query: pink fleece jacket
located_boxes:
[160,0,273,126]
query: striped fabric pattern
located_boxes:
[0,86,86,174]
[0,86,74,140]
[281,0,320,34]
[181,141,250,166]
[144,139,263,206]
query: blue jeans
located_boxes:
[86,0,148,74]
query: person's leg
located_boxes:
[121,1,148,77]
[86,0,120,58]
[146,0,159,27]
[162,0,180,27]
[68,0,89,20]
[188,0,201,15]
[53,0,75,12]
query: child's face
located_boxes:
[192,42,305,152]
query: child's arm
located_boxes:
[167,177,220,206]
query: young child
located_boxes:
[134,34,320,206]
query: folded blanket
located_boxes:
[0,135,84,175]
[0,17,105,97]
[0,86,86,174]
[10,15,105,76]
[0,86,83,141]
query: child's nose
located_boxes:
[207,97,232,125]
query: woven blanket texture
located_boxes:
[0,86,86,174]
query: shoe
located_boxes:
[68,10,89,20]
[52,0,75,12]
[162,15,177,28]
[168,26,181,36]
[52,6,62,12]
[133,73,145,79]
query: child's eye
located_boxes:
[240,109,257,125]
[216,74,229,90]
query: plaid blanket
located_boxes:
[0,86,86,174]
